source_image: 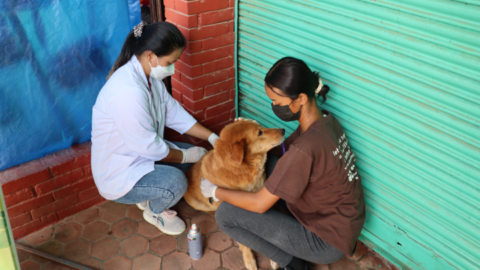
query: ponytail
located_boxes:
[107,21,186,80]
[107,31,137,80]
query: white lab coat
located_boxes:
[91,56,196,200]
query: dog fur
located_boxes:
[184,118,285,270]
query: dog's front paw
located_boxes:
[241,246,258,270]
[270,260,279,269]
[244,258,258,270]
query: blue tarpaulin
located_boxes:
[0,0,141,171]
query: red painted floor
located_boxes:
[17,200,398,270]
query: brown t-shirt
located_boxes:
[265,111,366,256]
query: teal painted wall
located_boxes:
[235,0,480,269]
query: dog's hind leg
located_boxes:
[239,243,258,270]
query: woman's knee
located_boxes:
[215,202,238,230]
[163,167,188,197]
[311,250,344,265]
[307,243,345,265]
[175,172,188,197]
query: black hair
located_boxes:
[264,57,330,103]
[141,5,152,24]
[107,21,186,79]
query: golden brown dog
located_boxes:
[184,118,285,270]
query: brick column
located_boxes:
[164,0,236,148]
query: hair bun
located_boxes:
[320,85,330,95]
[317,81,330,104]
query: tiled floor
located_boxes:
[16,200,399,270]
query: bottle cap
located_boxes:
[190,224,199,234]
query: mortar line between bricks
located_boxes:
[181,68,231,81]
[186,43,235,56]
[196,10,200,27]
[201,56,234,68]
[178,20,229,29]
[47,167,54,179]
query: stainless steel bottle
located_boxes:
[187,224,203,260]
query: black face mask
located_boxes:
[271,99,302,122]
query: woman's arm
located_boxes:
[160,147,208,164]
[163,88,217,144]
[215,186,280,214]
[184,122,214,141]
[159,148,184,163]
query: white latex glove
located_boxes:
[181,147,207,163]
[200,178,219,202]
[208,133,219,147]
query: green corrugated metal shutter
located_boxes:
[235,0,480,269]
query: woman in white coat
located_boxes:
[91,21,218,235]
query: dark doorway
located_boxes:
[140,0,172,93]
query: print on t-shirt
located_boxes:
[332,133,359,182]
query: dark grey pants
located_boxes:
[215,155,344,267]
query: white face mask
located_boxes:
[149,56,175,81]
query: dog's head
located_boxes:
[215,118,285,165]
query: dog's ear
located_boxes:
[231,139,246,165]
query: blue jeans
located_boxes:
[114,142,194,214]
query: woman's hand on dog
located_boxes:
[200,178,219,202]
[181,147,208,163]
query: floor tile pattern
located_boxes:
[17,200,399,270]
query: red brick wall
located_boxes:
[163,0,236,147]
[0,142,104,239]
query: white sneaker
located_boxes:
[143,203,186,235]
[137,201,147,210]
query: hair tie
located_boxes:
[315,78,324,95]
[133,21,147,39]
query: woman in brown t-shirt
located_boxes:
[200,57,366,270]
